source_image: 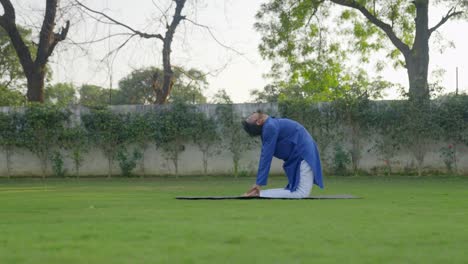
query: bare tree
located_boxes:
[76,0,186,104]
[0,0,70,102]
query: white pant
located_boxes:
[260,160,314,198]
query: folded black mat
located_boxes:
[176,194,359,200]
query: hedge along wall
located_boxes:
[1,96,468,178]
[0,102,280,178]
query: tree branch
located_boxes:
[70,32,134,45]
[0,0,34,73]
[429,7,463,37]
[329,0,410,56]
[46,20,70,59]
[151,0,170,27]
[155,0,187,104]
[32,1,69,65]
[99,34,138,63]
[75,0,164,41]
[0,0,15,21]
[183,18,245,57]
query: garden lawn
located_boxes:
[0,175,467,264]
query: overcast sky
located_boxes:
[15,0,468,102]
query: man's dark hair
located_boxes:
[241,109,264,137]
[242,120,263,137]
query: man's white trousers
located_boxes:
[259,160,314,198]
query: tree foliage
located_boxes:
[81,109,129,177]
[79,84,111,107]
[214,91,256,176]
[59,126,90,177]
[45,83,77,106]
[191,112,220,174]
[17,104,71,177]
[0,26,31,90]
[116,67,208,105]
[0,86,25,106]
[0,111,21,177]
[154,101,197,175]
[255,0,467,102]
[76,0,187,104]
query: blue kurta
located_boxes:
[256,117,324,191]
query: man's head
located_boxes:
[242,110,268,137]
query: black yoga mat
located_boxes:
[176,194,360,200]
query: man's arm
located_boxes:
[255,121,279,186]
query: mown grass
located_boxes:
[0,175,467,264]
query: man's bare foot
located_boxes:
[243,185,260,197]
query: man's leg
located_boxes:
[259,160,314,198]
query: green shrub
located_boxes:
[51,151,67,177]
[116,147,143,177]
[332,144,351,176]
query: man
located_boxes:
[241,110,323,198]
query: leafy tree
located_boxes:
[81,109,128,177]
[211,89,233,104]
[0,85,25,106]
[334,71,391,173]
[79,84,111,107]
[0,26,31,89]
[333,97,373,174]
[116,147,142,177]
[250,84,280,103]
[116,67,162,104]
[76,0,187,104]
[0,111,20,178]
[154,101,196,176]
[369,102,404,175]
[255,0,467,102]
[18,104,71,178]
[60,126,90,177]
[127,112,157,176]
[0,0,70,102]
[398,101,441,175]
[435,94,468,173]
[170,67,208,104]
[116,67,207,105]
[45,83,77,106]
[192,112,220,174]
[332,143,351,175]
[214,90,255,176]
[279,100,339,172]
[103,113,145,177]
[50,150,66,177]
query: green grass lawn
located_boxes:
[1,175,467,264]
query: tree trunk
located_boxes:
[202,151,208,174]
[5,148,12,179]
[40,155,48,179]
[173,154,179,178]
[26,70,46,102]
[139,147,146,178]
[453,144,458,175]
[233,157,239,178]
[406,0,430,102]
[154,0,186,104]
[406,54,429,101]
[107,157,112,178]
[0,0,69,103]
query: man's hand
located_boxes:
[243,184,261,197]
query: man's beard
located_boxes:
[242,120,263,137]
